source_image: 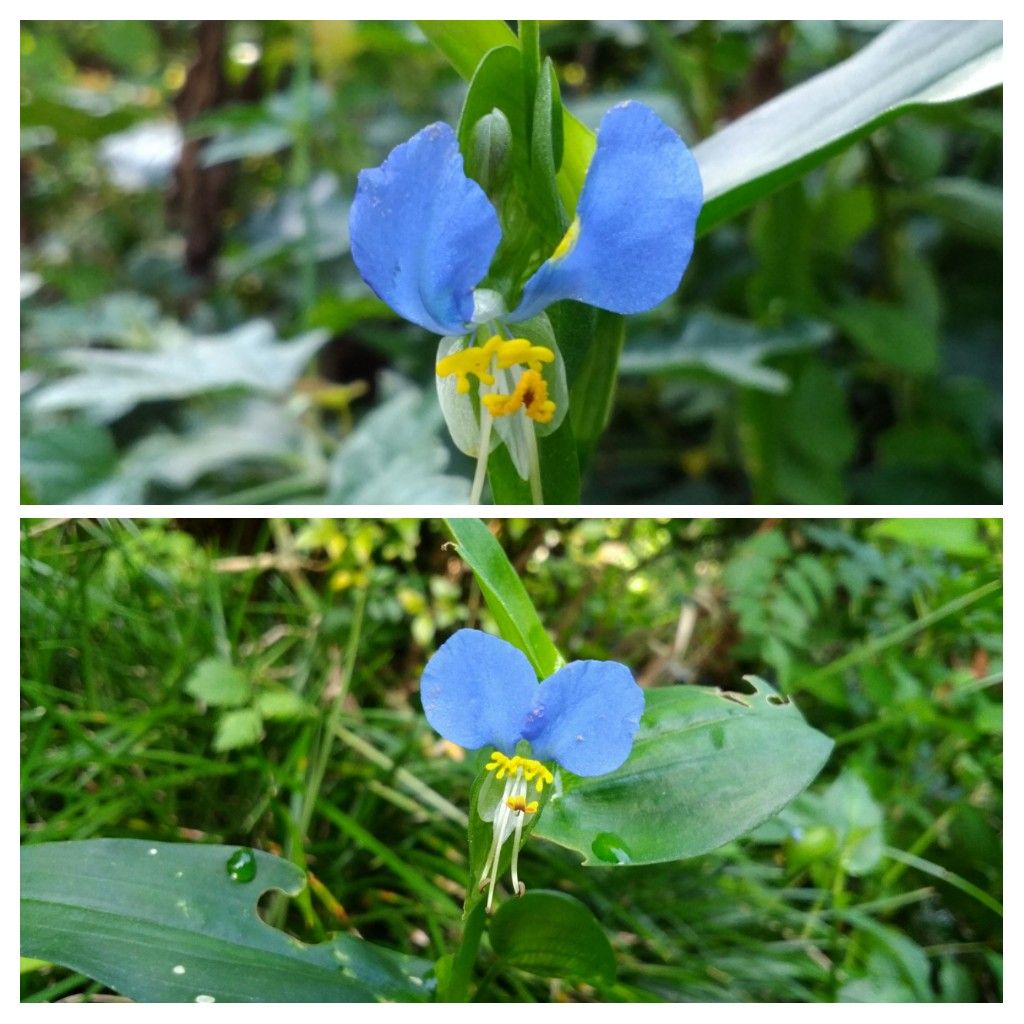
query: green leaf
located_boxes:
[214,708,264,752]
[535,677,833,865]
[416,21,519,81]
[695,21,1002,233]
[255,689,313,720]
[528,58,568,241]
[489,890,615,986]
[20,839,433,1002]
[443,518,561,678]
[899,178,1003,248]
[557,304,626,465]
[29,321,330,420]
[868,518,989,559]
[184,658,252,708]
[327,380,470,504]
[832,300,938,374]
[737,359,857,503]
[821,771,885,876]
[620,312,831,394]
[20,423,118,503]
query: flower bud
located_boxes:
[469,108,513,198]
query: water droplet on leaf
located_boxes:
[225,847,257,883]
[591,832,632,864]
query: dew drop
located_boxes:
[591,832,632,865]
[195,994,216,1003]
[172,965,186,975]
[225,847,257,883]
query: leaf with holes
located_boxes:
[535,677,833,865]
[20,839,433,1003]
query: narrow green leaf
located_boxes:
[695,21,1002,233]
[489,890,616,985]
[20,840,432,1002]
[561,306,626,465]
[443,519,561,678]
[535,678,833,865]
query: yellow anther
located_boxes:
[481,370,556,424]
[551,216,580,261]
[436,337,557,424]
[494,338,555,374]
[506,795,539,814]
[435,336,501,394]
[485,752,553,794]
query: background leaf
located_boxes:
[20,839,433,1002]
[184,657,251,708]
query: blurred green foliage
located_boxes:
[21,517,1002,1001]
[20,21,1001,503]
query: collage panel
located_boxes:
[19,19,1002,506]
[20,517,1003,1002]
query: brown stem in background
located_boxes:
[168,21,232,278]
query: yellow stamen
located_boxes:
[505,795,539,814]
[550,216,580,261]
[484,752,553,794]
[494,338,555,374]
[436,338,557,422]
[434,335,501,394]
[481,370,556,424]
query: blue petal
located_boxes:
[510,101,702,320]
[349,123,501,335]
[420,629,537,752]
[521,661,644,776]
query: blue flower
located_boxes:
[420,628,644,907]
[351,102,701,334]
[348,102,701,496]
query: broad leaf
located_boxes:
[535,677,833,865]
[28,321,329,421]
[20,839,433,1002]
[695,21,1003,232]
[327,379,470,504]
[184,657,252,708]
[620,313,831,394]
[489,890,615,986]
[444,518,561,679]
[20,423,117,503]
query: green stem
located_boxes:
[443,899,487,1002]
